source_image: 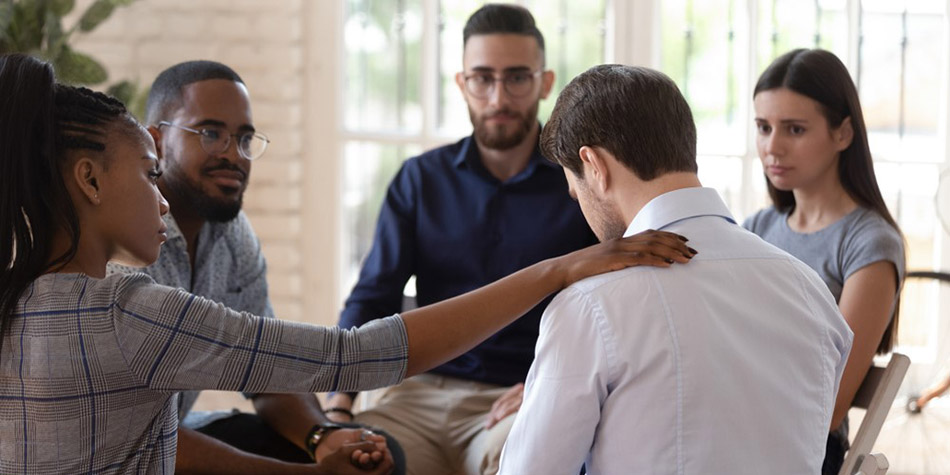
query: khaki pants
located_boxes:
[355,374,517,475]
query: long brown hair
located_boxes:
[754,48,903,353]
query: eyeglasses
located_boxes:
[158,121,270,161]
[462,70,543,99]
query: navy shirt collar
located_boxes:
[452,128,558,184]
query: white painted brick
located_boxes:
[248,161,303,185]
[217,44,304,73]
[245,78,302,103]
[255,242,303,273]
[137,40,218,68]
[162,13,208,39]
[268,273,302,298]
[71,41,135,73]
[255,14,303,43]
[271,300,303,323]
[210,14,256,39]
[243,185,301,212]
[264,130,303,155]
[250,216,302,241]
[253,102,303,128]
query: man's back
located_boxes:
[501,188,852,474]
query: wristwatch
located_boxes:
[306,422,345,460]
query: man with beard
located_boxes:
[498,65,852,474]
[110,60,403,474]
[328,4,597,475]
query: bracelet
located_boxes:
[305,422,344,460]
[323,406,355,419]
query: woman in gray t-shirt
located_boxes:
[743,48,905,475]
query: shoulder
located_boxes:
[840,208,905,277]
[219,211,263,251]
[742,206,783,233]
[405,138,466,169]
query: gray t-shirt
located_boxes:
[743,206,904,302]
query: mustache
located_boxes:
[483,108,522,120]
[202,160,247,180]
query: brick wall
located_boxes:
[71,0,343,327]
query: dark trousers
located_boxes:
[821,430,847,475]
[197,413,407,474]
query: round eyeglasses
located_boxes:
[462,70,543,99]
[158,121,270,161]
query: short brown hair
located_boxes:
[541,64,697,180]
[463,3,544,56]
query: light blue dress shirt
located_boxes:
[500,187,853,475]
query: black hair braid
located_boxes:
[54,85,129,152]
[1,54,131,354]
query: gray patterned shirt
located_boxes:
[108,211,274,422]
[0,272,408,474]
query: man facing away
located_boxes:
[328,4,597,475]
[110,60,402,474]
[499,65,853,474]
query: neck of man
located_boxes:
[159,181,205,270]
[615,171,704,227]
[474,121,540,182]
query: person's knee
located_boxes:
[467,414,516,475]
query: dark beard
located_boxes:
[162,168,243,223]
[471,102,538,151]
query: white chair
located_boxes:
[839,353,910,475]
[852,453,889,475]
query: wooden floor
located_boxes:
[860,397,950,474]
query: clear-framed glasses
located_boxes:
[158,121,270,161]
[462,69,543,99]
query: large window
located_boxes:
[339,0,608,296]
[338,0,949,368]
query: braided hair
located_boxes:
[0,53,133,347]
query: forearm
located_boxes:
[175,426,312,475]
[401,259,561,376]
[254,393,329,452]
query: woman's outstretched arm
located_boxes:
[401,230,694,376]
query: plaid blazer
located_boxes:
[0,272,408,474]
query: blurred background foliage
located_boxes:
[0,0,147,117]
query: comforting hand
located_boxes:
[486,383,524,429]
[315,429,388,467]
[556,229,695,287]
[312,439,393,475]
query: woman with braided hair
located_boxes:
[0,53,695,474]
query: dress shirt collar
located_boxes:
[624,187,736,237]
[452,129,558,177]
[163,212,186,245]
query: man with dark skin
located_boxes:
[110,60,401,475]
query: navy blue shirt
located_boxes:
[339,134,597,386]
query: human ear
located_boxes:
[578,146,610,194]
[540,70,555,99]
[835,116,854,152]
[455,71,467,98]
[148,125,164,159]
[72,157,102,205]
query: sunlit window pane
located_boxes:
[344,0,424,133]
[662,0,749,157]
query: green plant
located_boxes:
[0,0,147,117]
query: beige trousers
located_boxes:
[355,374,517,475]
